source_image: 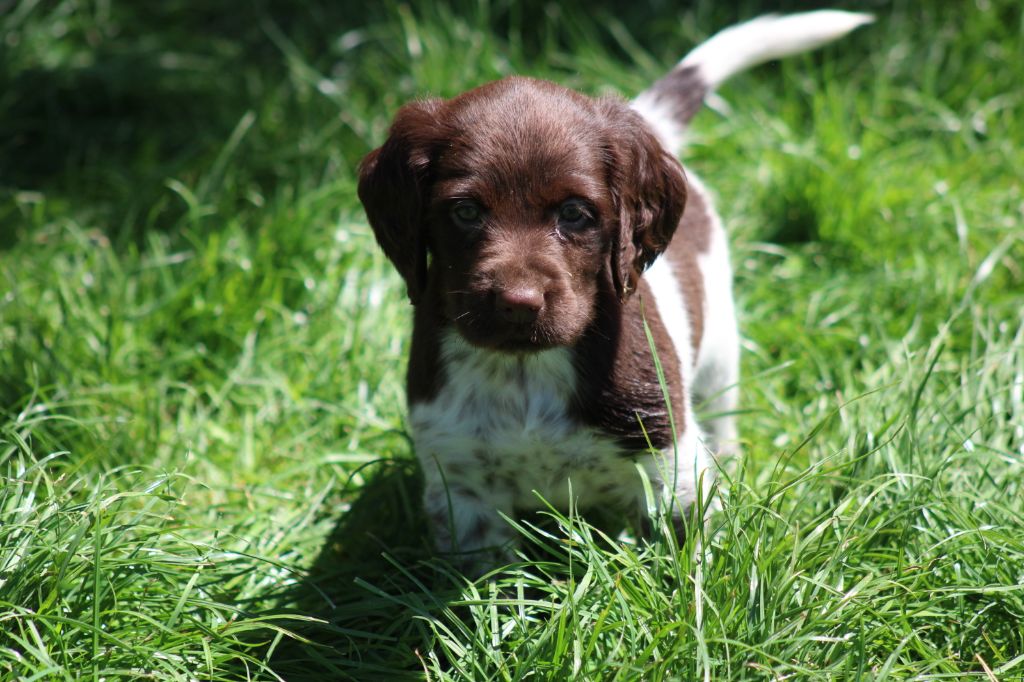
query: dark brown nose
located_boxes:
[495,287,544,324]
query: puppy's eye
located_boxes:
[557,200,591,230]
[451,201,483,226]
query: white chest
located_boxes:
[409,332,639,510]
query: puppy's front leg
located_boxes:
[421,465,516,570]
[637,441,714,542]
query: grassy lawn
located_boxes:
[2,0,1023,679]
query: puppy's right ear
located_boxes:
[358,99,445,305]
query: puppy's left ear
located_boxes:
[599,99,687,300]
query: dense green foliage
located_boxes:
[2,1,1022,678]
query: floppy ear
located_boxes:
[598,99,687,300]
[357,99,446,305]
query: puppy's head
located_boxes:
[358,77,686,353]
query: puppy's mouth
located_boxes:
[454,315,555,354]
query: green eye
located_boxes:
[451,201,482,225]
[558,200,589,227]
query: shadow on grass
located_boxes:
[0,0,389,247]
[262,458,467,680]
[257,459,654,679]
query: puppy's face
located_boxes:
[359,77,687,353]
[426,86,613,351]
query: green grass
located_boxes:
[2,0,1023,679]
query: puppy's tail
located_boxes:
[632,10,873,154]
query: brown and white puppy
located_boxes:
[358,11,872,567]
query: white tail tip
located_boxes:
[682,10,875,89]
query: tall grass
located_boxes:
[2,0,1022,678]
